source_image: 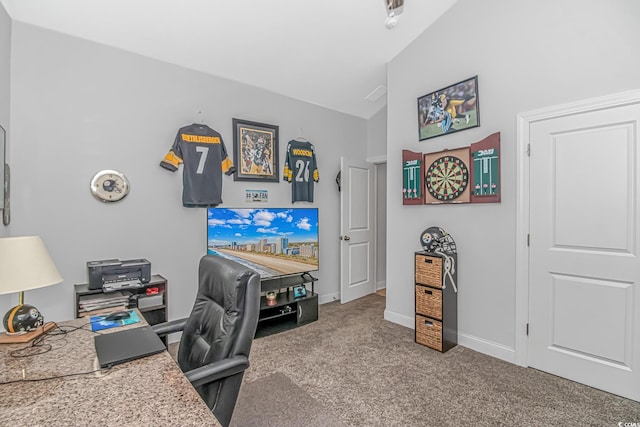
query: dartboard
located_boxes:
[425,155,469,201]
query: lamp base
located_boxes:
[0,321,55,344]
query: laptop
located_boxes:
[94,326,166,368]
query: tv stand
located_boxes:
[256,272,318,338]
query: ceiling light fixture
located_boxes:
[385,0,404,30]
[365,85,387,103]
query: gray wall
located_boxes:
[0,3,9,239]
[7,22,366,324]
[0,3,8,131]
[386,0,640,360]
[367,106,387,161]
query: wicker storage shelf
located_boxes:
[415,314,443,352]
[414,251,457,353]
[415,253,442,288]
[415,285,442,319]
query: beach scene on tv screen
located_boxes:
[207,208,319,278]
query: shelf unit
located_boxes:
[74,274,168,340]
[414,251,457,352]
[256,272,318,338]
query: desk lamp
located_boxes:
[0,236,62,342]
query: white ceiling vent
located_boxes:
[365,85,387,102]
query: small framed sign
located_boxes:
[245,189,268,203]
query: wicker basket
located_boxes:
[415,254,442,288]
[415,314,443,351]
[415,285,442,319]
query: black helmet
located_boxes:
[2,304,44,334]
[420,226,457,254]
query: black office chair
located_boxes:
[152,255,261,427]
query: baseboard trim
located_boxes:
[457,332,515,363]
[319,292,340,305]
[384,309,413,329]
[384,309,516,363]
[376,281,386,291]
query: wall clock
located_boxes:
[90,170,130,202]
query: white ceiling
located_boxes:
[1,0,455,119]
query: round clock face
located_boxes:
[425,155,469,201]
[90,170,130,202]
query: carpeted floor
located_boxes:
[237,294,640,426]
[231,372,347,427]
[171,294,640,426]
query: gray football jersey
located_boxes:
[160,124,235,207]
[283,140,319,203]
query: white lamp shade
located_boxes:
[0,236,63,295]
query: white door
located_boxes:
[340,157,375,303]
[528,99,640,401]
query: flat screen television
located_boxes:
[207,208,319,278]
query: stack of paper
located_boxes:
[78,291,131,316]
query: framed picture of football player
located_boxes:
[417,75,480,141]
[232,118,279,182]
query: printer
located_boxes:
[87,258,151,290]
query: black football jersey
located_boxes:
[283,140,319,203]
[160,124,235,207]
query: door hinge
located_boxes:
[526,323,529,336]
[527,234,530,246]
[527,143,531,156]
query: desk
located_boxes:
[0,315,219,426]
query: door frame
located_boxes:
[515,89,640,367]
[372,160,387,292]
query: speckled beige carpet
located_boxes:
[170,294,640,425]
[230,372,347,427]
[235,294,640,426]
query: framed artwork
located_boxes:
[417,75,480,141]
[232,118,279,182]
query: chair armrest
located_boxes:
[184,355,250,388]
[151,318,188,337]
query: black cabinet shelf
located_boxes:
[74,274,168,344]
[255,273,318,338]
[414,252,457,353]
[256,316,299,338]
[138,305,166,313]
[259,311,297,322]
[259,291,317,311]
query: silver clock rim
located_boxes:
[90,169,130,202]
